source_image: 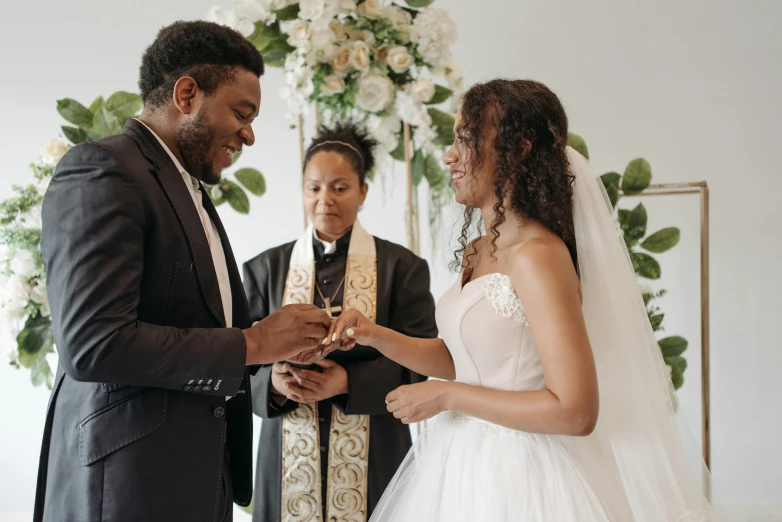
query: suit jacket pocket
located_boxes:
[78,388,168,466]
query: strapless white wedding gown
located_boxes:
[369,273,624,521]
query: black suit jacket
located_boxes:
[34,119,254,522]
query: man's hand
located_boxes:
[243,304,331,365]
[285,359,349,404]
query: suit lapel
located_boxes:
[122,119,226,327]
[201,190,251,329]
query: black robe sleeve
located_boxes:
[243,259,298,419]
[332,255,437,416]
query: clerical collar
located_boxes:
[312,228,352,257]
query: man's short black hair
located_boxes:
[139,21,265,108]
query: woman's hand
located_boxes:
[385,380,451,424]
[283,359,349,404]
[323,308,382,353]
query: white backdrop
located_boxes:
[1,0,780,520]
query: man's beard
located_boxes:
[175,108,220,185]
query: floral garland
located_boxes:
[208,0,463,247]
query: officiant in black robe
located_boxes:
[242,123,438,522]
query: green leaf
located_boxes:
[641,227,681,253]
[31,354,52,387]
[263,49,289,68]
[425,85,453,105]
[390,138,407,162]
[427,108,455,128]
[631,252,661,279]
[235,168,266,196]
[248,21,274,52]
[57,98,93,129]
[105,91,143,120]
[567,133,589,160]
[618,209,630,228]
[622,158,652,195]
[665,355,687,390]
[274,3,300,21]
[424,154,444,188]
[62,125,88,145]
[627,203,648,238]
[434,125,455,147]
[601,172,621,189]
[231,151,242,165]
[649,313,664,331]
[89,96,105,114]
[222,180,251,214]
[404,0,435,7]
[659,336,688,358]
[411,148,425,187]
[605,184,619,208]
[91,107,121,138]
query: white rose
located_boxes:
[380,5,412,27]
[357,74,396,113]
[210,185,223,200]
[330,20,348,41]
[30,281,49,315]
[337,0,357,14]
[411,78,435,102]
[414,123,438,152]
[331,45,352,76]
[357,0,381,19]
[7,274,32,306]
[235,0,271,23]
[368,114,401,152]
[311,28,336,54]
[261,0,296,11]
[287,19,310,47]
[320,75,346,96]
[386,46,414,74]
[348,29,376,47]
[299,0,325,20]
[349,41,371,72]
[40,138,69,166]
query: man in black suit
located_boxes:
[34,21,331,522]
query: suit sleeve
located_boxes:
[333,255,438,415]
[41,143,246,396]
[243,259,299,418]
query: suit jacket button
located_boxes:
[213,407,225,418]
[184,385,193,391]
[194,385,203,391]
[203,385,212,391]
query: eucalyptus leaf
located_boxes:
[91,107,121,138]
[390,138,407,162]
[89,96,105,115]
[622,158,652,195]
[567,133,589,160]
[601,172,621,189]
[630,252,661,279]
[434,125,455,147]
[263,49,289,67]
[649,313,664,331]
[627,203,648,239]
[641,227,681,253]
[235,168,266,196]
[659,336,688,358]
[57,99,93,129]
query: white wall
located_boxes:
[1,0,780,520]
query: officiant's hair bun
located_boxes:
[139,21,265,109]
[305,122,377,185]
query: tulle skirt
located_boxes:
[369,412,618,522]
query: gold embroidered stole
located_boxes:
[280,220,376,522]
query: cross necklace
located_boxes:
[315,275,346,318]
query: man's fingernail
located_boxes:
[346,328,354,337]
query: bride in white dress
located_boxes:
[322,79,719,521]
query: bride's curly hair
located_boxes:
[452,79,577,273]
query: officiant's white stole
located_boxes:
[280,220,376,522]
